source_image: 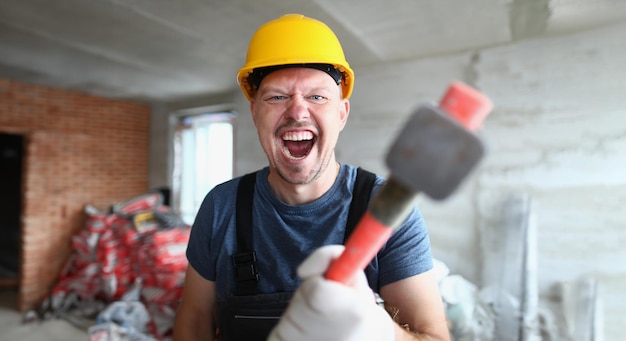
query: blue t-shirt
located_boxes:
[186,164,433,303]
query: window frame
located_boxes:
[170,107,237,225]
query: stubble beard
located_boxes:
[275,153,333,186]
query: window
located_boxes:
[173,112,235,225]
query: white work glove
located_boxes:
[268,245,396,341]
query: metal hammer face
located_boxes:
[385,103,485,200]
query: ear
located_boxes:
[338,99,350,131]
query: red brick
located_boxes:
[0,78,150,311]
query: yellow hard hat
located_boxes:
[237,14,354,101]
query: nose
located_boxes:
[283,96,310,121]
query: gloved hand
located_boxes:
[268,245,396,341]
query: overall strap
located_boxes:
[233,171,259,296]
[344,167,377,242]
[233,167,377,296]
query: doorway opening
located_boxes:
[0,132,23,288]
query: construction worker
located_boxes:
[173,14,450,341]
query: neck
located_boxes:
[268,161,340,205]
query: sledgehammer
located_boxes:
[325,81,493,284]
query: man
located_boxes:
[174,14,450,341]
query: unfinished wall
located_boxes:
[0,79,150,311]
[474,21,626,339]
[233,21,626,340]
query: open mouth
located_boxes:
[282,131,316,159]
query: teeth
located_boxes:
[282,131,313,141]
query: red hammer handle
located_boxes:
[324,212,393,284]
[324,82,493,286]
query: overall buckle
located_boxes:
[233,251,259,282]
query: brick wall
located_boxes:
[0,79,150,312]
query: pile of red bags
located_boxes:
[50,192,191,340]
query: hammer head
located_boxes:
[385,103,485,200]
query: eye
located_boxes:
[264,95,288,103]
[309,95,328,103]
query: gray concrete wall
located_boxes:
[148,102,172,190]
[226,21,625,339]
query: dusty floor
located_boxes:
[0,288,88,341]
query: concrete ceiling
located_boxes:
[1,0,625,104]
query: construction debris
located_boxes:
[39,191,190,341]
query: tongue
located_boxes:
[285,140,312,158]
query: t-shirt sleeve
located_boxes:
[377,205,433,287]
[186,191,218,281]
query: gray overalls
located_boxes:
[217,168,377,341]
